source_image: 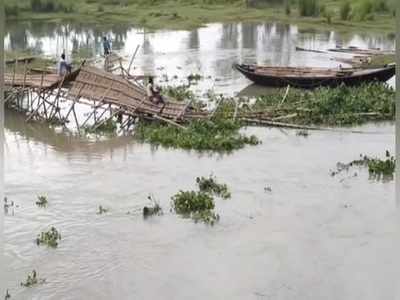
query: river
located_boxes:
[4,21,398,300]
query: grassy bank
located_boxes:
[5,0,396,33]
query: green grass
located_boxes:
[5,0,396,33]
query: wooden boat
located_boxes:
[234,63,396,89]
[295,46,326,54]
[327,47,395,56]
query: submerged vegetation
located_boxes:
[84,119,118,134]
[143,195,163,218]
[331,151,395,180]
[172,191,219,225]
[136,119,260,152]
[171,175,230,225]
[97,205,110,214]
[36,195,48,208]
[4,197,15,215]
[36,227,62,248]
[196,175,231,199]
[20,270,46,287]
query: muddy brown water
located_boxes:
[4,21,398,299]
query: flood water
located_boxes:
[4,21,399,300]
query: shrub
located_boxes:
[30,0,75,13]
[340,1,351,20]
[357,0,373,20]
[285,0,291,15]
[5,4,20,16]
[323,9,333,23]
[373,0,389,12]
[298,0,320,17]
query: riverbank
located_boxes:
[5,0,396,33]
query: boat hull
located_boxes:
[234,64,396,89]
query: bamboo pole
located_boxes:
[152,114,187,130]
[92,108,121,130]
[233,99,239,121]
[127,45,140,75]
[279,85,290,107]
[175,99,193,121]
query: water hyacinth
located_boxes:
[4,197,15,215]
[136,119,260,152]
[20,270,46,287]
[36,227,61,248]
[253,83,395,126]
[97,205,109,215]
[331,151,395,180]
[171,191,219,225]
[196,175,231,199]
[143,195,163,218]
[296,130,309,137]
[36,195,48,208]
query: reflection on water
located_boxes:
[5,21,396,95]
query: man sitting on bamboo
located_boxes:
[147,77,166,111]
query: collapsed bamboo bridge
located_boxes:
[4,57,207,133]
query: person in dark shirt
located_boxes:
[103,37,111,56]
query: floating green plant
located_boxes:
[97,205,109,215]
[136,119,260,152]
[36,195,48,208]
[196,175,231,199]
[171,190,219,225]
[252,83,395,126]
[192,210,220,225]
[165,84,195,102]
[143,195,163,218]
[187,73,202,82]
[36,227,61,248]
[296,130,309,137]
[4,197,15,215]
[20,270,46,287]
[331,151,395,180]
[84,119,118,134]
[264,186,272,192]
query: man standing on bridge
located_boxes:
[103,36,111,56]
[57,53,72,76]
